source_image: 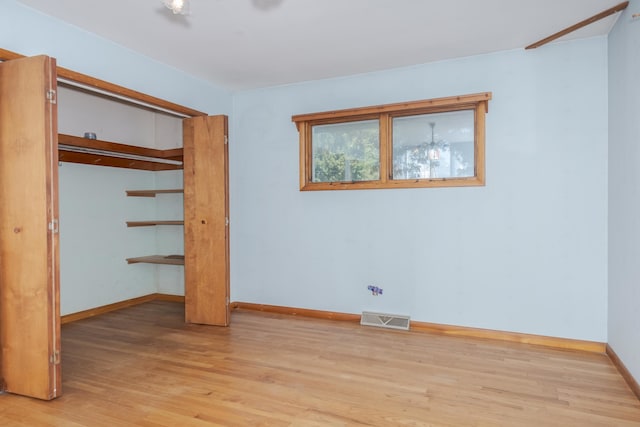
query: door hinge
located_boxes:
[224,135,228,145]
[225,217,229,226]
[48,219,59,234]
[46,90,57,104]
[50,350,60,365]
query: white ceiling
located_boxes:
[17,0,624,91]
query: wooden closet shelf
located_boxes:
[126,255,184,265]
[126,189,184,197]
[126,220,184,227]
[58,134,183,171]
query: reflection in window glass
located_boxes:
[312,120,380,182]
[392,110,474,180]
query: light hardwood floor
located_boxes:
[1,301,639,426]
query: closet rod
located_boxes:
[0,47,207,118]
[57,78,190,119]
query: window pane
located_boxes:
[392,110,475,180]
[311,120,379,182]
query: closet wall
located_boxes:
[154,171,185,296]
[152,110,185,297]
[57,86,185,315]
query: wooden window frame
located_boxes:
[292,92,491,191]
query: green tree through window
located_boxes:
[312,120,379,182]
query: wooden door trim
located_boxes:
[46,56,62,398]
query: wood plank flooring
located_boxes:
[1,301,639,426]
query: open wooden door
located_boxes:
[0,55,61,400]
[183,115,230,326]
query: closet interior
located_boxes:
[0,49,229,401]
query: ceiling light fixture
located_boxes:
[164,0,190,15]
[425,122,449,178]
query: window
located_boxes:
[292,92,491,190]
[312,120,379,183]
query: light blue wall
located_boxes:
[231,39,609,341]
[2,0,614,343]
[608,0,640,383]
[58,164,158,314]
[1,0,232,314]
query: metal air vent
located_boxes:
[361,311,410,331]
